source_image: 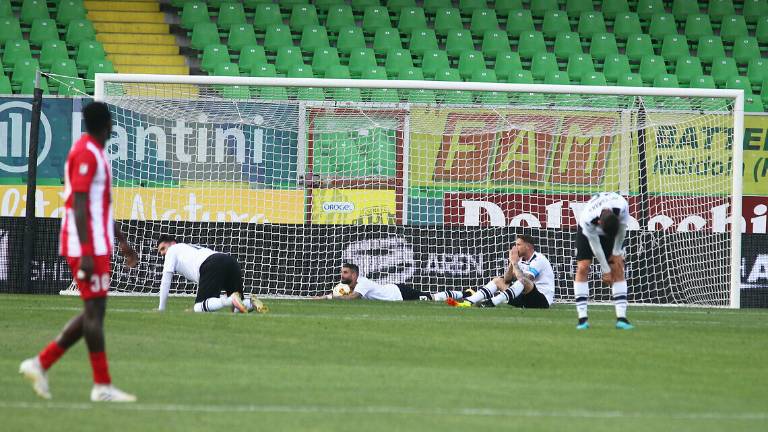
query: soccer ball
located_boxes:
[332,283,350,296]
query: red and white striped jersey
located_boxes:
[59,134,114,257]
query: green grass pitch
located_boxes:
[1,295,766,432]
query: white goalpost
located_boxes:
[76,73,742,307]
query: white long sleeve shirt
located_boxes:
[158,243,216,311]
[578,192,630,273]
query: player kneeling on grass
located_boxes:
[574,192,634,330]
[319,263,460,302]
[156,235,266,313]
[450,234,554,309]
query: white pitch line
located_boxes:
[0,401,765,421]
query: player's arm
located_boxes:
[612,222,627,256]
[332,291,362,300]
[157,250,177,311]
[114,222,138,267]
[584,227,612,274]
[73,192,94,279]
[508,247,534,291]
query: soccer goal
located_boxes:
[86,73,743,307]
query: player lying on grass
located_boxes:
[156,235,266,313]
[317,263,465,302]
[450,234,554,309]
[574,192,634,330]
[20,102,138,402]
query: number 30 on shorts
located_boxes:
[89,274,110,293]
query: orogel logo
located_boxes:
[0,101,52,173]
[322,202,354,213]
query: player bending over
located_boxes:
[319,263,463,302]
[156,235,266,313]
[452,234,554,308]
[574,192,634,330]
[20,102,138,402]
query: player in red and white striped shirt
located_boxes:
[20,102,140,402]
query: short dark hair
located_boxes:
[342,262,359,274]
[516,234,536,247]
[600,209,620,237]
[156,234,176,247]
[82,102,112,135]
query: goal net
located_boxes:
[87,74,743,306]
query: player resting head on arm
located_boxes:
[318,262,453,302]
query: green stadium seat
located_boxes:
[399,66,424,80]
[85,59,114,82]
[347,47,376,77]
[312,47,340,76]
[696,36,724,63]
[212,62,239,77]
[565,0,593,18]
[601,0,629,20]
[218,2,247,31]
[0,18,22,46]
[471,68,497,83]
[406,88,436,104]
[684,14,713,40]
[51,58,78,78]
[494,51,522,81]
[253,4,282,32]
[509,69,533,83]
[581,71,607,85]
[369,87,400,102]
[337,26,365,54]
[325,4,355,33]
[437,78,472,103]
[435,67,461,81]
[3,40,31,69]
[458,50,485,79]
[530,52,558,81]
[300,25,330,52]
[506,9,534,38]
[725,76,752,94]
[743,0,768,24]
[602,54,631,83]
[732,37,761,65]
[445,29,473,57]
[200,44,230,74]
[228,24,257,52]
[671,0,700,21]
[660,35,690,63]
[648,13,677,42]
[763,89,768,108]
[0,75,10,95]
[494,0,523,18]
[423,0,451,16]
[221,85,251,100]
[181,2,209,30]
[361,65,388,79]
[720,15,748,43]
[56,78,86,96]
[517,31,545,58]
[707,0,734,22]
[470,9,499,37]
[478,90,508,105]
[290,4,319,31]
[409,28,438,56]
[747,59,768,90]
[757,17,768,44]
[263,24,292,52]
[0,0,10,17]
[745,94,764,113]
[434,8,462,37]
[613,13,642,41]
[259,84,289,101]
[275,46,303,75]
[529,0,557,19]
[332,87,362,101]
[625,34,654,62]
[542,11,571,39]
[711,57,738,86]
[690,75,715,88]
[373,27,402,54]
[65,19,96,47]
[29,19,59,47]
[39,40,69,71]
[288,63,314,78]
[481,30,510,57]
[617,73,643,86]
[75,41,105,72]
[555,32,582,60]
[239,45,267,73]
[544,70,570,84]
[639,55,666,83]
[362,6,391,33]
[11,58,39,87]
[421,50,449,78]
[397,7,427,34]
[385,48,414,76]
[19,76,49,95]
[567,53,595,81]
[20,0,50,26]
[351,0,380,15]
[636,0,664,21]
[297,85,325,100]
[250,62,276,77]
[56,0,86,26]
[589,33,616,61]
[675,56,703,85]
[577,11,606,38]
[190,22,220,50]
[313,0,345,16]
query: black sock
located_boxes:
[578,317,588,325]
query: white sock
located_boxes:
[192,297,225,312]
[491,281,524,306]
[612,280,628,319]
[431,291,463,301]
[509,280,524,298]
[574,281,589,319]
[491,292,508,306]
[467,281,497,303]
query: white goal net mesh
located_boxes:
[93,78,738,305]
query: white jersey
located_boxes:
[519,252,555,305]
[162,243,216,283]
[353,276,403,301]
[578,192,630,273]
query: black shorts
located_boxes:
[575,227,615,262]
[196,253,243,303]
[508,286,550,309]
[397,284,432,301]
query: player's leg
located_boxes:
[609,255,633,329]
[506,286,550,309]
[221,255,248,313]
[574,259,591,328]
[429,289,464,302]
[455,277,507,307]
[397,284,435,301]
[488,279,528,307]
[193,255,236,312]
